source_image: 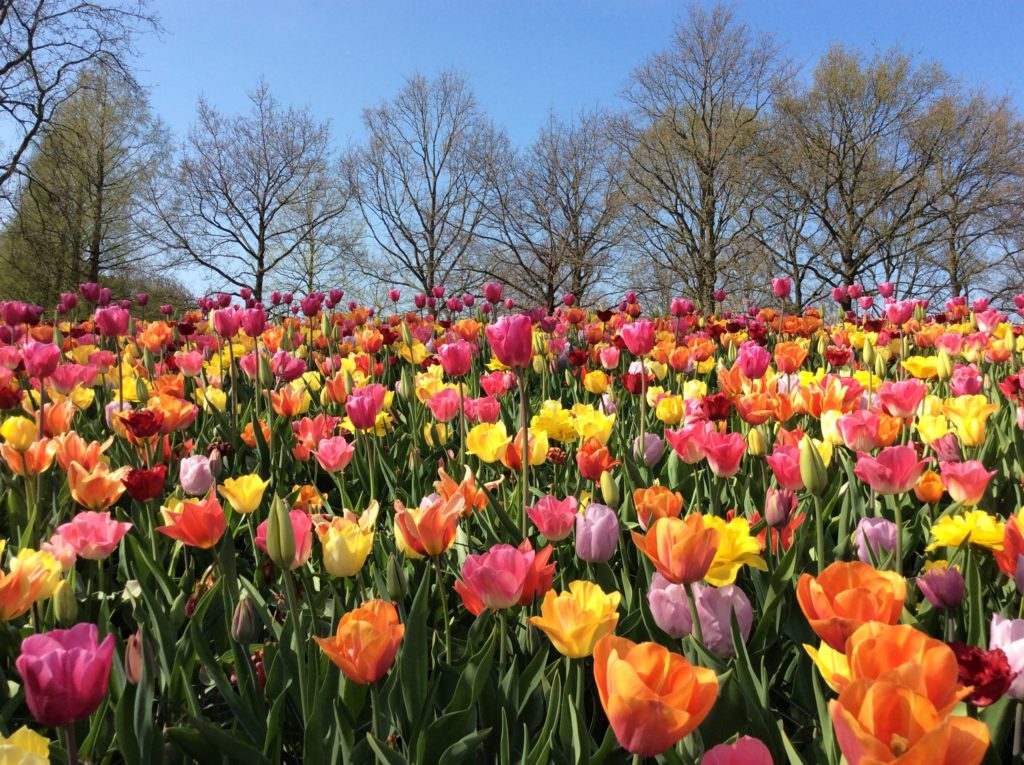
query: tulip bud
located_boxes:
[320,312,331,340]
[266,495,295,570]
[142,346,155,376]
[208,448,223,479]
[913,303,926,322]
[385,554,407,600]
[231,593,260,644]
[52,579,77,626]
[816,334,828,358]
[746,427,767,457]
[799,437,828,496]
[873,352,887,381]
[600,471,620,509]
[258,353,274,388]
[861,337,875,366]
[765,488,797,528]
[1004,329,1016,357]
[726,342,737,365]
[124,629,144,684]
[936,349,953,381]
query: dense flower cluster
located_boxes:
[0,280,1021,761]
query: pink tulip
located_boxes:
[884,300,914,325]
[241,307,267,338]
[485,314,533,369]
[527,495,578,541]
[702,736,773,765]
[940,460,997,506]
[878,281,895,299]
[483,282,504,303]
[426,388,461,423]
[876,379,927,418]
[765,444,803,491]
[346,383,387,430]
[736,342,771,380]
[256,509,313,570]
[312,436,356,473]
[16,623,116,727]
[665,421,712,464]
[437,339,474,377]
[93,306,130,337]
[621,319,655,356]
[22,341,61,379]
[455,543,535,612]
[464,396,501,424]
[179,455,214,496]
[836,409,881,452]
[831,286,848,302]
[771,277,791,298]
[853,445,930,495]
[598,346,620,369]
[55,511,132,561]
[950,363,983,396]
[703,430,746,477]
[213,306,242,337]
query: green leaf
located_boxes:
[437,728,493,765]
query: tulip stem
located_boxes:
[685,580,704,647]
[518,372,529,539]
[813,494,826,575]
[1014,702,1023,759]
[433,556,452,664]
[893,501,903,576]
[63,723,79,765]
[282,570,308,721]
[497,610,507,674]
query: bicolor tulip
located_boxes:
[156,496,227,549]
[315,502,378,578]
[67,461,129,511]
[939,460,996,506]
[633,515,720,585]
[853,445,929,495]
[314,599,404,685]
[528,580,620,658]
[393,493,464,557]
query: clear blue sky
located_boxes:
[136,0,1024,148]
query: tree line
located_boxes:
[0,1,1021,311]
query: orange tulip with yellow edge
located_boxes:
[52,432,111,473]
[830,678,988,765]
[314,599,404,685]
[393,493,464,557]
[67,462,130,511]
[796,561,906,651]
[593,634,718,757]
[633,485,683,530]
[631,515,720,585]
[1,439,56,477]
[528,580,620,658]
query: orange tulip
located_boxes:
[914,469,944,504]
[576,437,620,482]
[52,432,111,473]
[270,385,309,417]
[314,599,404,685]
[1,439,57,477]
[30,399,76,437]
[830,678,988,765]
[796,561,906,651]
[593,635,718,757]
[842,623,969,714]
[632,485,684,530]
[433,466,492,516]
[995,515,1024,580]
[774,341,808,374]
[393,493,465,557]
[632,515,720,584]
[147,393,199,433]
[67,462,129,511]
[156,496,227,549]
[241,420,272,448]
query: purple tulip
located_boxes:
[854,517,897,564]
[647,573,693,639]
[574,503,618,563]
[697,584,753,657]
[916,565,965,609]
[179,455,214,496]
[633,433,665,467]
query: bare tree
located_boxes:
[145,81,344,300]
[0,0,156,209]
[476,111,627,308]
[613,3,791,309]
[764,45,952,297]
[344,70,504,295]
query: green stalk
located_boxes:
[433,556,452,664]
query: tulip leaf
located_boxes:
[367,733,409,765]
[437,728,492,765]
[526,672,561,764]
[398,563,430,726]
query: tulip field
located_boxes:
[1,281,1024,764]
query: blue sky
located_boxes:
[136,0,1024,148]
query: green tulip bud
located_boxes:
[873,352,887,381]
[861,337,875,366]
[936,349,953,381]
[385,554,407,600]
[258,353,274,388]
[799,437,828,497]
[53,579,77,626]
[266,494,295,570]
[600,470,620,509]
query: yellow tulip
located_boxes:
[0,416,36,452]
[0,726,49,765]
[466,422,511,463]
[943,395,999,447]
[528,581,620,658]
[926,510,1004,552]
[317,502,378,577]
[218,474,270,514]
[702,516,767,586]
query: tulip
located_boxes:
[621,319,655,356]
[258,507,313,570]
[836,410,881,452]
[455,543,535,613]
[798,436,828,496]
[212,306,242,337]
[916,564,965,610]
[876,379,927,418]
[179,455,214,496]
[694,583,753,657]
[22,341,60,379]
[771,277,791,298]
[437,339,474,377]
[93,306,129,336]
[593,634,718,757]
[346,383,387,431]
[942,394,999,447]
[702,430,745,477]
[990,614,1024,700]
[854,517,897,565]
[939,460,996,506]
[830,678,989,764]
[632,485,683,530]
[314,600,404,684]
[575,436,619,481]
[765,444,803,491]
[218,474,271,514]
[67,462,129,511]
[527,495,578,541]
[485,314,533,368]
[951,642,1015,707]
[736,342,771,379]
[0,726,49,764]
[853,445,929,495]
[528,580,620,658]
[16,623,116,727]
[312,436,356,474]
[55,511,132,561]
[1,416,38,451]
[914,468,944,504]
[764,487,797,529]
[632,515,720,584]
[701,736,772,765]
[394,493,464,557]
[633,432,665,467]
[156,496,227,549]
[574,502,619,563]
[647,573,694,639]
[797,561,906,651]
[316,504,377,578]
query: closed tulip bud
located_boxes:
[816,334,828,358]
[208,448,223,479]
[266,495,295,570]
[142,347,155,374]
[726,342,737,365]
[747,427,767,457]
[600,471,620,509]
[861,337,875,366]
[799,437,828,496]
[52,579,77,626]
[765,487,797,528]
[873,352,887,380]
[231,593,260,644]
[320,312,330,340]
[1004,329,1016,357]
[124,630,143,684]
[385,554,408,600]
[936,349,952,381]
[258,353,274,387]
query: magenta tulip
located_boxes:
[485,314,533,369]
